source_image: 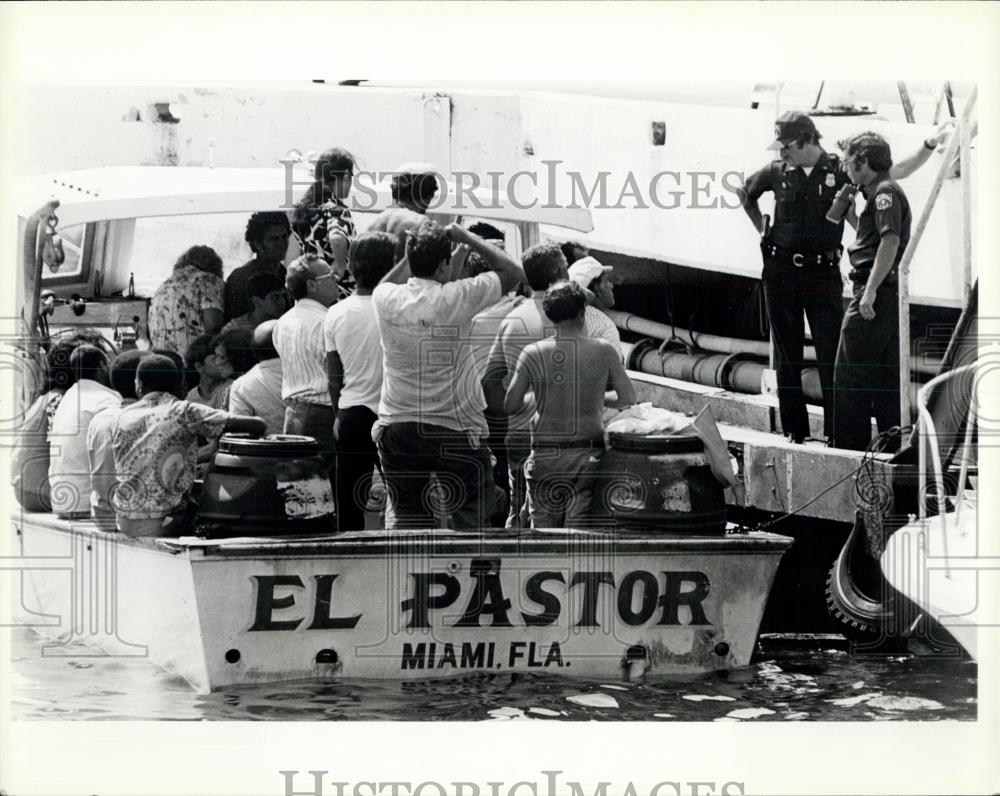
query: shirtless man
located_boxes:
[369,162,441,258]
[503,281,637,529]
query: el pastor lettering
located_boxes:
[247,561,712,632]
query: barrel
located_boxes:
[196,434,336,537]
[602,431,727,534]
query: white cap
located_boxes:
[567,256,612,289]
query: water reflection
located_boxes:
[10,629,976,722]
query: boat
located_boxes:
[15,515,791,692]
[880,362,981,659]
[9,166,793,692]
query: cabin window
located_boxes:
[131,212,270,296]
[40,222,96,286]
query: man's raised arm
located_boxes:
[890,122,953,180]
[446,224,525,294]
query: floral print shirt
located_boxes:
[112,391,228,519]
[293,199,356,299]
[148,266,225,356]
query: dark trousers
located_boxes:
[376,422,494,530]
[284,400,336,491]
[762,262,844,440]
[334,405,379,531]
[505,432,532,529]
[832,282,901,451]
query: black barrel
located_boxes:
[602,430,727,534]
[196,434,336,537]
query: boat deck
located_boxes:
[630,370,894,525]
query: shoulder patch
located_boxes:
[875,193,893,211]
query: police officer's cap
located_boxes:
[767,111,820,151]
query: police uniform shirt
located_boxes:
[847,175,911,272]
[742,151,849,253]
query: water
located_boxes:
[10,628,976,721]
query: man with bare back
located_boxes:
[503,281,637,529]
[369,163,441,258]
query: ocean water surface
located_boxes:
[10,628,976,721]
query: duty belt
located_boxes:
[762,242,840,270]
[848,266,898,286]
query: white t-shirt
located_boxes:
[323,294,383,414]
[49,379,122,516]
[228,358,286,435]
[372,272,502,435]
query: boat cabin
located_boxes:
[15,165,593,403]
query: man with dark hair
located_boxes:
[220,272,287,334]
[739,111,950,444]
[273,254,342,487]
[372,222,525,529]
[228,319,285,435]
[504,281,637,529]
[152,348,187,398]
[224,211,291,322]
[832,132,912,451]
[87,349,153,519]
[467,221,505,244]
[111,355,266,537]
[483,240,568,528]
[48,344,120,518]
[369,162,441,258]
[324,231,396,530]
[184,333,234,410]
[560,240,589,266]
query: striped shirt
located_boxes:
[272,298,331,405]
[584,306,622,359]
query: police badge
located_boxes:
[875,193,893,210]
[826,174,836,188]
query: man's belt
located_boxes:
[848,266,898,286]
[762,242,841,270]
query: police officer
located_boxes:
[739,111,849,443]
[832,132,911,452]
[740,112,950,444]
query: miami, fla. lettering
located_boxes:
[400,640,565,670]
[401,558,711,629]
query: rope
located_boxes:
[757,427,911,531]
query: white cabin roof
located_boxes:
[16,166,594,232]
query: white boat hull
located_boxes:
[14,513,792,693]
[880,500,985,660]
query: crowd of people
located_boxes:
[16,119,936,536]
[17,153,630,537]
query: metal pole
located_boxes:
[897,86,976,427]
[897,82,915,123]
[960,117,973,304]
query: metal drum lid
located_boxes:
[606,430,704,454]
[217,433,321,457]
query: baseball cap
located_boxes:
[568,256,613,288]
[767,111,819,151]
[392,161,438,176]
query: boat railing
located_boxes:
[916,362,977,571]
